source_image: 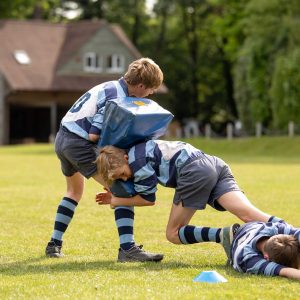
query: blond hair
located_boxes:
[264,234,300,269]
[124,57,163,89]
[96,146,127,186]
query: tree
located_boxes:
[271,52,300,129]
[0,0,65,21]
[74,0,149,49]
[233,0,300,132]
[209,0,248,121]
[0,0,38,19]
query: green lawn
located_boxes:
[1,138,300,299]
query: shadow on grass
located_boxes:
[0,256,226,276]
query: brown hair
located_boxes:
[124,57,163,89]
[264,234,300,269]
[96,146,127,186]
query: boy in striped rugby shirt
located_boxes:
[95,139,276,258]
[45,58,164,262]
[230,218,300,280]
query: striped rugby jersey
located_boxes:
[127,140,202,201]
[61,77,128,142]
[231,220,300,276]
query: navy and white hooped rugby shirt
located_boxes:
[127,140,202,202]
[61,77,128,140]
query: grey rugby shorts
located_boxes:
[55,126,99,178]
[173,154,241,211]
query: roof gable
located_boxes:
[58,23,141,76]
[56,20,107,68]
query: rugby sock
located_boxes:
[50,197,78,246]
[115,206,135,250]
[178,225,222,244]
[268,216,282,223]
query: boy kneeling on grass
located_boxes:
[96,140,300,279]
[95,139,280,259]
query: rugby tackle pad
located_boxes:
[99,97,173,148]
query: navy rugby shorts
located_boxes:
[55,126,99,178]
[173,154,241,211]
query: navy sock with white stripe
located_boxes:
[115,206,135,250]
[178,225,222,244]
[268,216,282,223]
[51,197,78,246]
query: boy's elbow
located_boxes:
[88,133,99,142]
[138,195,155,206]
[141,198,155,206]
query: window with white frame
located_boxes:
[83,52,102,73]
[106,54,125,73]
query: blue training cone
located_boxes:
[193,271,227,283]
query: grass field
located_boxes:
[1,137,300,299]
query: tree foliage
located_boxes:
[0,0,36,19]
[0,0,61,20]
[271,49,300,128]
[1,0,300,134]
[233,0,300,131]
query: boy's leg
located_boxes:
[115,206,164,262]
[166,202,240,260]
[217,191,271,223]
[166,202,225,244]
[166,202,197,244]
[115,206,135,251]
[219,223,240,261]
[46,172,84,257]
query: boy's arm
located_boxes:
[279,268,300,280]
[111,194,155,207]
[90,93,106,144]
[96,192,154,207]
[89,133,100,143]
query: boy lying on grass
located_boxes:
[230,218,300,280]
[95,139,280,257]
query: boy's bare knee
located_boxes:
[165,230,173,243]
[244,217,253,223]
[66,190,82,202]
[166,230,180,244]
[239,214,253,223]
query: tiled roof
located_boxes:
[0,20,169,93]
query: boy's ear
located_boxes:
[264,253,270,261]
[124,154,129,161]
